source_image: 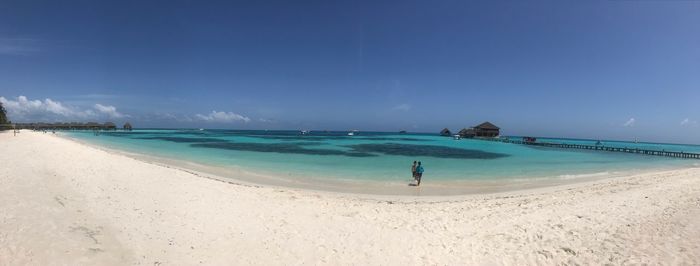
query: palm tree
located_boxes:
[0,102,7,124]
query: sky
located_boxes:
[1,0,699,144]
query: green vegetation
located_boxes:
[13,122,118,130]
[0,102,11,130]
[0,102,7,124]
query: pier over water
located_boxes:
[478,138,700,159]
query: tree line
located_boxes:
[0,102,132,131]
[0,102,8,125]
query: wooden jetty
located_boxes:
[475,137,700,159]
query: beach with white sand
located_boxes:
[4,1,700,265]
[2,130,699,265]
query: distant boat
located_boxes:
[399,130,407,134]
[453,134,461,140]
[348,130,359,136]
[199,128,204,131]
[301,130,310,135]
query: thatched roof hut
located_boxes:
[85,122,101,128]
[104,122,117,130]
[475,121,499,130]
[458,128,475,138]
[440,128,452,136]
[473,121,500,137]
[123,122,132,131]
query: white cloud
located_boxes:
[195,111,250,123]
[94,103,126,118]
[623,118,636,127]
[0,95,127,121]
[680,118,697,126]
[44,98,75,116]
[392,103,411,111]
[258,118,275,123]
[152,113,195,122]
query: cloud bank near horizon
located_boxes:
[0,95,256,126]
[195,110,250,123]
[0,95,127,122]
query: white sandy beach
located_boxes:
[1,130,699,265]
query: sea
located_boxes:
[62,129,700,187]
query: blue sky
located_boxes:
[1,1,699,143]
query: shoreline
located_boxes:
[3,130,699,264]
[58,131,696,197]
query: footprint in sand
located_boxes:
[54,195,67,207]
[69,225,101,244]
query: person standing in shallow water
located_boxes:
[411,161,417,181]
[415,161,424,186]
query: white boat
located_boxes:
[453,134,461,140]
[301,130,309,135]
[348,130,359,136]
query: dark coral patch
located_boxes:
[191,142,377,157]
[346,143,508,159]
[134,136,225,143]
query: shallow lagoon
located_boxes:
[64,129,698,183]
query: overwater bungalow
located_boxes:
[473,122,500,137]
[458,121,500,138]
[458,128,475,138]
[104,122,117,130]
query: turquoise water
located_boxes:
[63,129,698,182]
